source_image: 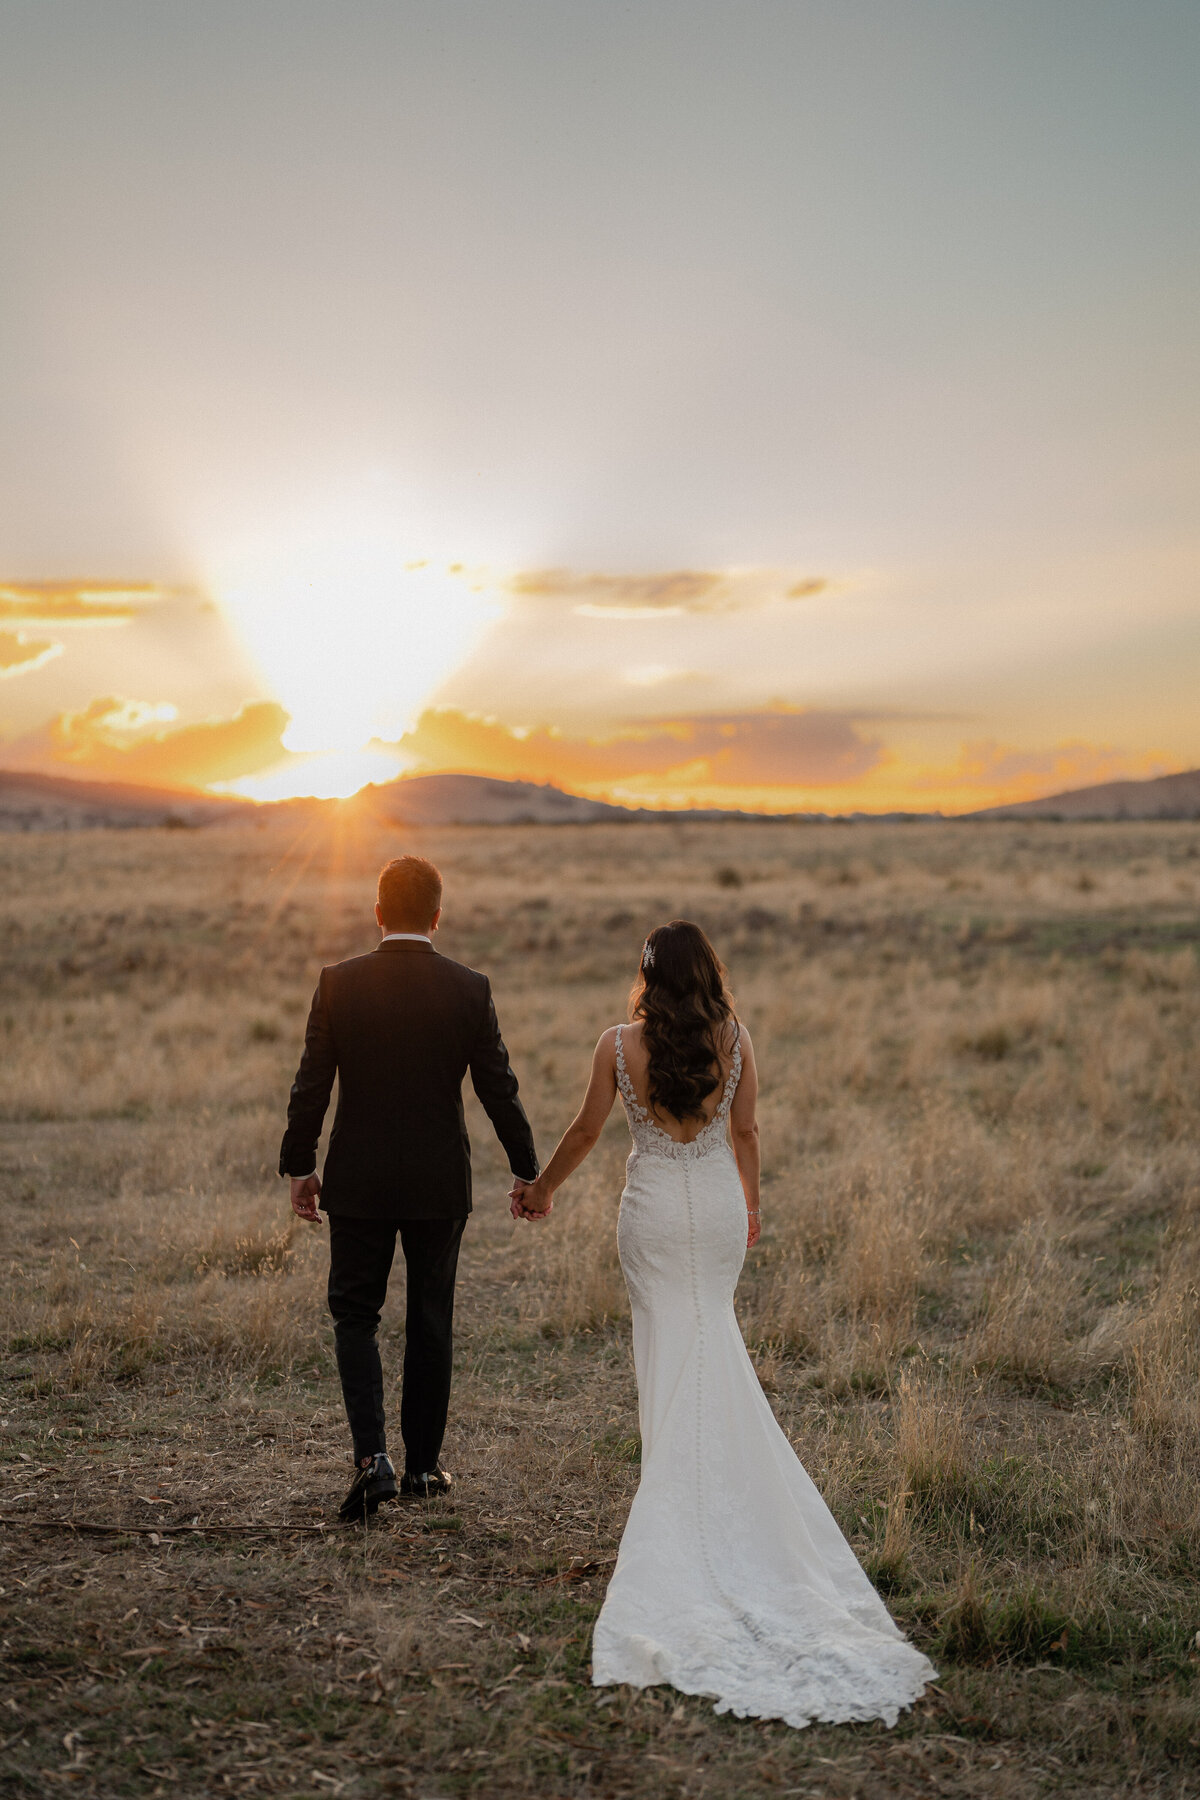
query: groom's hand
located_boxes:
[290,1174,323,1223]
[509,1176,552,1222]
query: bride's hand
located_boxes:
[510,1176,553,1222]
[522,1178,553,1219]
[746,1208,761,1248]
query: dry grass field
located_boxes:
[2,813,1199,1799]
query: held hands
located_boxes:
[289,1174,323,1223]
[509,1175,553,1223]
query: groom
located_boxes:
[279,854,540,1520]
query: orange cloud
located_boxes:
[507,567,830,615]
[0,581,164,623]
[925,739,1175,805]
[48,697,291,789]
[0,631,62,678]
[398,705,883,792]
[391,712,1180,816]
[511,569,722,611]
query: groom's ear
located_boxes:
[375,902,385,930]
[430,906,442,933]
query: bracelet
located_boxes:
[747,1209,760,1218]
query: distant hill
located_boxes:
[0,769,663,831]
[0,770,246,831]
[355,773,637,825]
[354,772,832,825]
[0,767,833,831]
[6,761,1196,832]
[967,767,1200,822]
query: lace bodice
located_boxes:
[615,1023,742,1161]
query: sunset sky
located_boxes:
[1,2,1197,813]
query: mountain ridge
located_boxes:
[0,762,1197,830]
[964,766,1200,821]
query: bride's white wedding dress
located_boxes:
[591,1026,936,1729]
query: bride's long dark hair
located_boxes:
[628,920,738,1122]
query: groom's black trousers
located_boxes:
[326,1215,466,1472]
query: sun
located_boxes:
[210,514,500,799]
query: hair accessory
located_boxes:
[642,938,655,970]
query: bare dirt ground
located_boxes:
[1,815,1199,1798]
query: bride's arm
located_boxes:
[729,1026,762,1247]
[510,1029,618,1218]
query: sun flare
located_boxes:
[212,518,500,798]
[212,745,411,803]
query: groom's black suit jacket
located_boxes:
[278,938,538,1219]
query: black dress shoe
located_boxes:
[338,1452,398,1522]
[399,1466,453,1498]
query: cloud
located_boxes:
[92,700,180,732]
[46,697,291,789]
[0,631,63,679]
[680,711,884,786]
[927,739,1175,802]
[507,567,830,616]
[398,705,883,791]
[0,581,165,624]
[509,568,721,611]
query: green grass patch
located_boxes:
[928,1581,1198,1672]
[910,1452,1080,1548]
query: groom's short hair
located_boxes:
[378,856,443,931]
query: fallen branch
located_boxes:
[541,1555,617,1584]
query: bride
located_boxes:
[510,919,935,1730]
